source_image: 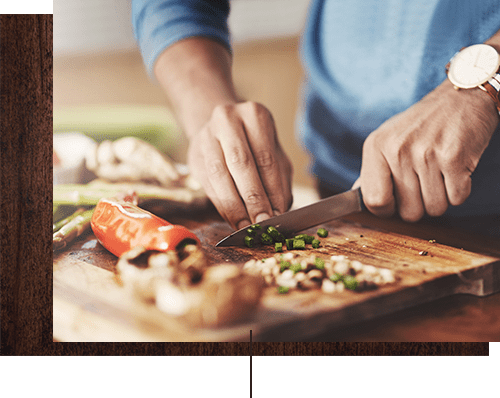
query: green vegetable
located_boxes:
[267,226,280,240]
[277,286,289,294]
[260,232,273,245]
[251,223,262,230]
[292,239,306,250]
[275,242,283,252]
[285,239,294,250]
[280,261,291,272]
[246,228,256,236]
[330,273,344,283]
[314,257,325,270]
[244,235,255,248]
[295,234,314,244]
[343,275,359,290]
[317,228,328,238]
[290,263,302,274]
[311,239,321,249]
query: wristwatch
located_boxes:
[446,43,500,114]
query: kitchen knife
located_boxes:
[215,187,365,247]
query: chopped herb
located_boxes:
[290,263,302,274]
[260,232,273,245]
[285,239,294,250]
[277,286,289,294]
[429,239,436,243]
[280,261,291,272]
[251,223,262,230]
[244,235,254,248]
[267,226,280,240]
[246,228,256,236]
[292,239,306,250]
[330,273,343,283]
[317,228,328,238]
[311,239,321,249]
[295,234,314,244]
[342,275,359,290]
[275,242,283,252]
[314,257,325,269]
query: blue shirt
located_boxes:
[132,0,500,220]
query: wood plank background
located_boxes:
[0,14,488,356]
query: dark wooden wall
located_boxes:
[0,14,488,356]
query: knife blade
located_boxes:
[215,187,365,247]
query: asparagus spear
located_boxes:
[53,207,86,233]
[53,208,94,251]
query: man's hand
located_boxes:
[188,101,293,230]
[359,80,499,221]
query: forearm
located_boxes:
[154,37,238,139]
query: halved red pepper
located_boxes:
[91,198,200,257]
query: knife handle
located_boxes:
[356,187,368,212]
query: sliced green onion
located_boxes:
[285,239,294,250]
[294,234,314,244]
[267,226,280,240]
[292,239,306,250]
[290,263,302,274]
[260,232,273,245]
[244,235,254,248]
[277,286,289,294]
[314,257,325,269]
[317,228,328,238]
[275,242,283,252]
[311,239,321,249]
[343,275,359,290]
[330,273,344,283]
[280,261,291,272]
[251,223,262,230]
[246,228,256,236]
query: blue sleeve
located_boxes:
[132,0,231,79]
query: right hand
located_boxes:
[187,101,293,230]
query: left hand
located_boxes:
[355,80,499,221]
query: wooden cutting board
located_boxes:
[53,216,500,342]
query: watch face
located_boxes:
[448,44,500,89]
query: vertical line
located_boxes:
[250,329,252,398]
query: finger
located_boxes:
[392,169,425,222]
[214,110,274,224]
[202,129,253,229]
[241,103,290,214]
[360,138,396,217]
[414,152,448,216]
[442,170,472,206]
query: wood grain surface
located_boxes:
[0,14,488,356]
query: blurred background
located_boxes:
[54,0,315,193]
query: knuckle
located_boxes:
[227,146,251,168]
[255,149,276,169]
[243,191,265,206]
[207,159,226,177]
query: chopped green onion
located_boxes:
[290,263,302,274]
[330,273,343,283]
[246,228,256,236]
[317,228,328,238]
[277,286,289,294]
[260,232,273,245]
[343,275,359,290]
[244,235,254,248]
[311,239,321,249]
[251,223,262,230]
[275,242,283,252]
[267,226,280,240]
[294,234,314,244]
[280,260,291,272]
[285,239,294,250]
[314,257,325,269]
[292,239,306,250]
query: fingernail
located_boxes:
[273,209,281,217]
[255,213,270,223]
[237,219,251,230]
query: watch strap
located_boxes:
[482,72,500,115]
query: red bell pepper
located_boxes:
[91,198,200,257]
